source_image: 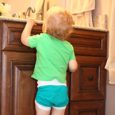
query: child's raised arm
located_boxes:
[21,18,35,47]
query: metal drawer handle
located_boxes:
[89,76,93,81]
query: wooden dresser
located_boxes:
[0,20,107,115]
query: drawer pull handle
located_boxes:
[89,76,93,81]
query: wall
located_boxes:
[3,0,37,15]
[0,0,4,2]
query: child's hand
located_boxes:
[27,18,36,27]
[21,18,36,47]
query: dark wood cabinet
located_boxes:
[0,20,107,115]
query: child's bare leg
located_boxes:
[35,104,51,115]
[51,108,66,115]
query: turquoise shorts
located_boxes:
[35,85,69,110]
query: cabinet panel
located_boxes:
[12,66,37,115]
[68,29,107,56]
[2,21,42,52]
[70,100,105,115]
[70,56,106,101]
[1,51,36,115]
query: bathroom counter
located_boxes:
[0,16,108,32]
[0,20,107,115]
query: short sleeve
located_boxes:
[69,44,76,60]
[28,35,40,48]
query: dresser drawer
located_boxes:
[70,56,106,101]
[70,100,105,115]
[1,21,107,55]
[68,29,107,56]
[1,21,42,52]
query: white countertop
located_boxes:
[0,16,108,32]
[0,16,43,24]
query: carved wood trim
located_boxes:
[70,56,106,101]
[68,29,107,56]
[1,51,36,115]
[2,21,42,52]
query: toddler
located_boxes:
[21,6,77,115]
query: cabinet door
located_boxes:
[70,56,106,101]
[70,100,105,115]
[1,51,36,115]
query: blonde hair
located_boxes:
[42,6,74,40]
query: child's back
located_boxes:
[28,33,76,83]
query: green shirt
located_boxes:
[28,33,75,83]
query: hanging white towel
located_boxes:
[70,0,95,27]
[43,0,50,20]
[34,0,45,20]
[70,0,95,14]
[105,0,115,84]
[35,0,44,13]
[35,0,50,20]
